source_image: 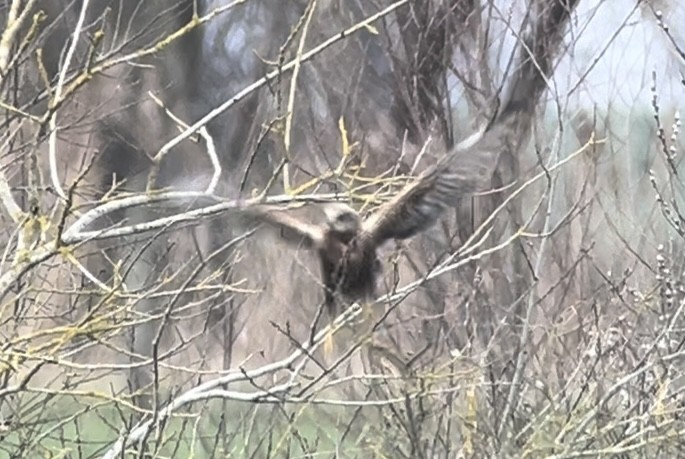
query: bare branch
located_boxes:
[48,0,91,201]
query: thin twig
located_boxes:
[147,92,222,193]
[282,0,317,192]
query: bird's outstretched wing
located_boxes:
[361,152,490,245]
[240,206,325,249]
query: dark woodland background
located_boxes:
[1,0,685,457]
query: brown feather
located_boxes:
[362,163,459,244]
[240,206,324,249]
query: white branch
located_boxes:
[61,191,341,244]
[0,165,22,222]
[48,0,91,201]
[199,126,221,194]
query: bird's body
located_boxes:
[318,226,381,316]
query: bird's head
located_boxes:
[323,203,361,237]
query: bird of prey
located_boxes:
[242,153,485,318]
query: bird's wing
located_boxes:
[361,153,490,245]
[240,205,325,249]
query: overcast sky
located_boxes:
[553,1,683,111]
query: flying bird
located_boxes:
[242,152,486,318]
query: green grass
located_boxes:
[0,396,377,458]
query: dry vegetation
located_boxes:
[0,0,684,457]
